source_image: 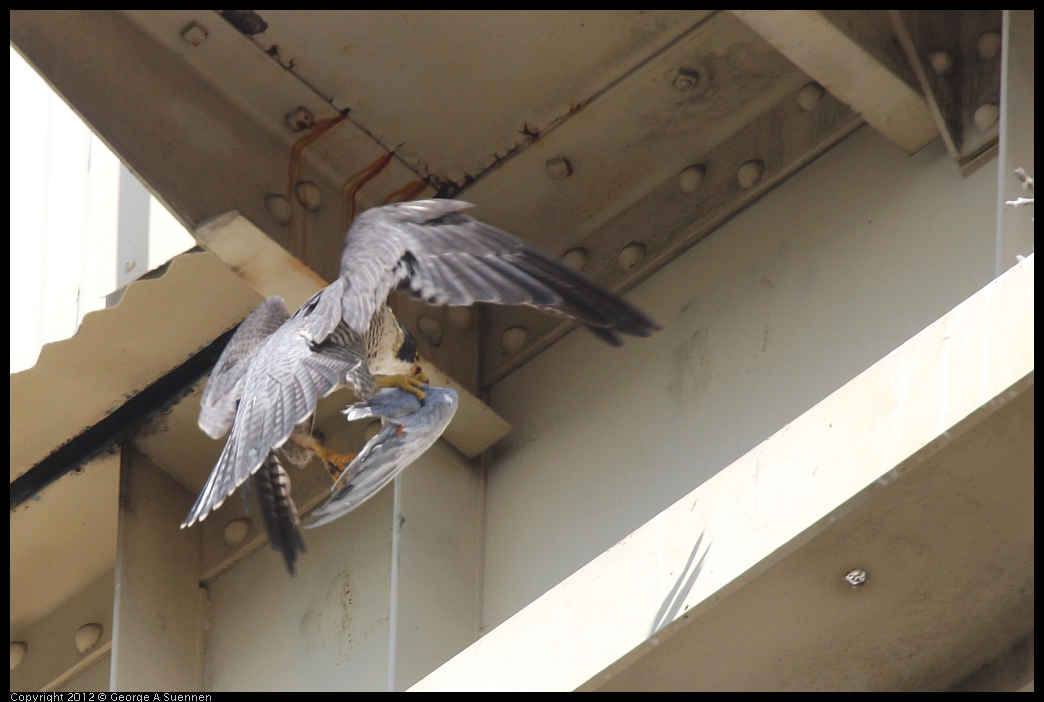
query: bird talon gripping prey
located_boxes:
[186,199,661,575]
[375,372,428,401]
[314,446,357,482]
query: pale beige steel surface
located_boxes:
[10,453,119,635]
[733,10,939,155]
[414,252,1034,692]
[9,571,115,692]
[110,449,205,692]
[238,11,706,186]
[480,127,999,636]
[204,480,395,690]
[995,10,1035,275]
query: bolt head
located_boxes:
[977,31,1001,61]
[417,315,444,346]
[619,242,646,271]
[75,623,103,653]
[928,51,954,77]
[845,569,868,587]
[295,181,322,211]
[265,194,292,224]
[737,160,764,189]
[10,642,27,671]
[672,67,701,92]
[798,82,824,111]
[223,518,252,548]
[678,165,705,194]
[546,157,573,180]
[562,248,588,270]
[974,103,999,133]
[181,22,209,46]
[501,326,528,355]
[447,307,473,331]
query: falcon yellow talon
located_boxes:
[313,445,357,481]
[375,373,427,401]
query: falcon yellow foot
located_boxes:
[312,444,357,482]
[290,433,356,481]
[375,370,428,401]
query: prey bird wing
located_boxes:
[306,199,662,349]
[307,386,458,528]
[198,296,290,440]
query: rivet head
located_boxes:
[75,624,103,653]
[447,307,473,331]
[265,194,292,224]
[977,31,1001,61]
[797,82,824,111]
[546,157,573,180]
[737,160,764,189]
[928,51,954,77]
[364,420,381,442]
[678,165,705,194]
[845,569,868,587]
[295,181,322,211]
[285,106,315,132]
[973,103,999,132]
[223,518,252,548]
[417,316,444,346]
[501,326,528,355]
[618,242,646,271]
[672,67,701,92]
[180,22,209,46]
[562,248,588,270]
[10,641,27,670]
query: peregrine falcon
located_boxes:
[183,199,660,574]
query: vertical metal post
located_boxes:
[995,10,1035,275]
[110,446,204,691]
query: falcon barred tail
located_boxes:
[253,453,306,575]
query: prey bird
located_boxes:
[307,385,459,528]
[183,199,661,574]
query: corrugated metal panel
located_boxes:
[9,47,195,374]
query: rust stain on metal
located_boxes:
[341,153,393,232]
[430,100,594,198]
[286,114,347,260]
[380,179,429,206]
[519,122,540,139]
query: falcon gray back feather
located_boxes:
[307,386,458,528]
[198,296,290,440]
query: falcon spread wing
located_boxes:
[303,199,661,357]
